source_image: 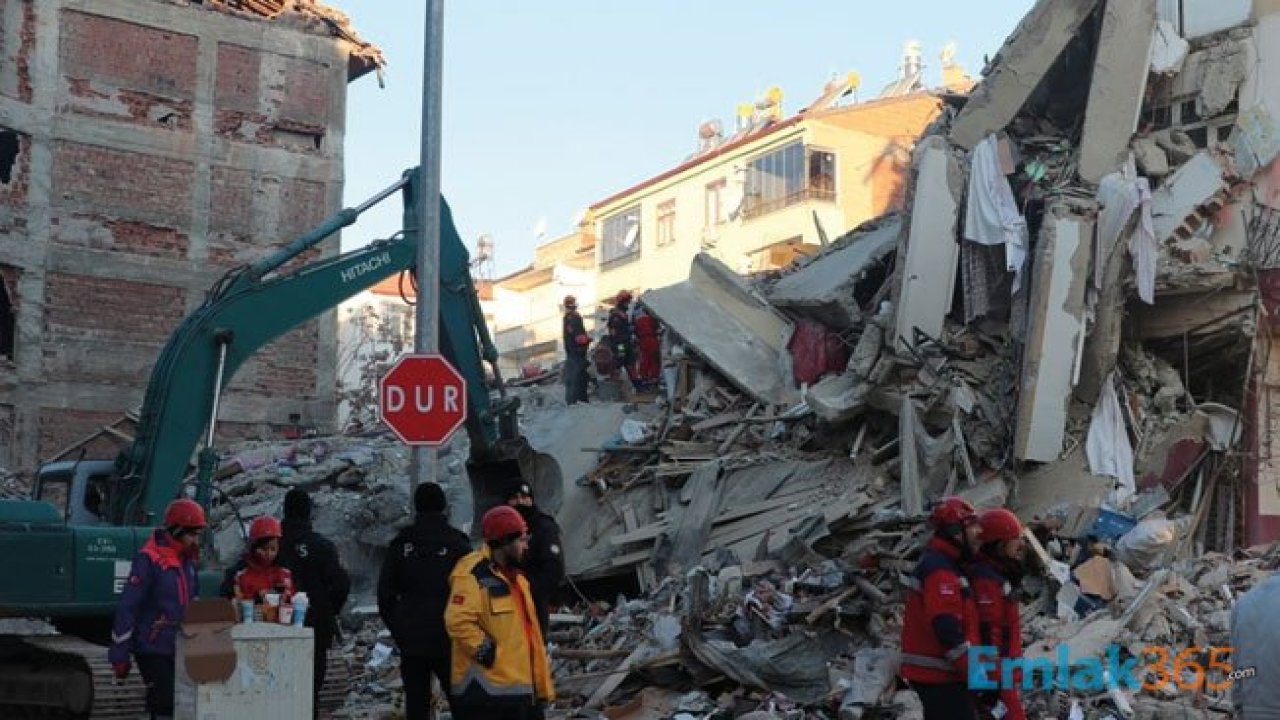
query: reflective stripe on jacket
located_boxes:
[109,530,199,663]
[444,546,554,707]
[899,536,979,685]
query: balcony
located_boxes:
[741,186,836,221]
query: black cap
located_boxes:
[283,488,311,521]
[503,477,533,502]
[415,482,448,514]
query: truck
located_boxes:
[0,168,561,718]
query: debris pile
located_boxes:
[178,0,1280,716]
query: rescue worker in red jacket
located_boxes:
[110,498,206,720]
[561,294,591,405]
[968,508,1027,720]
[220,516,294,603]
[633,307,662,391]
[899,497,984,720]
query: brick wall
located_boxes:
[214,42,331,150]
[228,321,320,399]
[52,142,194,227]
[52,215,189,260]
[60,11,198,99]
[37,407,121,461]
[43,273,185,345]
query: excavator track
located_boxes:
[0,634,145,719]
[0,634,351,718]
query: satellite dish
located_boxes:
[532,217,548,240]
[622,223,639,248]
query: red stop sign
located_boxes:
[378,354,468,445]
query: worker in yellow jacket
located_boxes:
[445,505,555,720]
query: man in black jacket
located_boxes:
[378,483,471,719]
[278,488,351,715]
[504,478,565,637]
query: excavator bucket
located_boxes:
[465,439,563,532]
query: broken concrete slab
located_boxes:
[521,401,646,577]
[894,136,961,352]
[949,0,1102,149]
[804,373,869,424]
[1132,137,1170,177]
[769,217,900,329]
[643,254,799,407]
[1014,200,1095,462]
[1078,0,1157,184]
[1197,37,1252,118]
[1150,151,1232,244]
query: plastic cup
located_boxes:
[291,594,308,627]
[279,604,294,625]
[240,600,255,623]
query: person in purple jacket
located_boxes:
[109,498,206,720]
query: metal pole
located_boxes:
[411,0,444,510]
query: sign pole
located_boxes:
[411,0,445,513]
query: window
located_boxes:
[601,206,641,265]
[704,179,726,228]
[0,268,14,360]
[656,200,676,247]
[742,141,836,219]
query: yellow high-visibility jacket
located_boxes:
[444,546,555,707]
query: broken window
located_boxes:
[600,206,641,266]
[743,142,836,219]
[0,130,18,184]
[656,200,675,247]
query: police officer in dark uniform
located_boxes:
[378,483,472,720]
[278,488,351,717]
[504,478,565,637]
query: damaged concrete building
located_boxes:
[0,0,381,469]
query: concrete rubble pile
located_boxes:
[519,0,1280,716]
[184,0,1280,716]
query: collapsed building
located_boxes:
[133,0,1280,717]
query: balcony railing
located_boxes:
[741,186,836,220]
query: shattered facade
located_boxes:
[0,0,379,468]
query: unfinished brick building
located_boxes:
[0,0,381,470]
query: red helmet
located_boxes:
[563,294,578,309]
[481,505,528,544]
[979,508,1023,543]
[615,290,633,305]
[928,496,978,530]
[248,516,283,542]
[164,498,207,529]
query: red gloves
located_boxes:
[576,334,590,347]
[112,661,131,680]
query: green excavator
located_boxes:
[0,169,562,718]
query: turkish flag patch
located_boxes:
[452,595,465,605]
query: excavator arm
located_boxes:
[110,169,553,527]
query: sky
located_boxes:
[335,1,1037,277]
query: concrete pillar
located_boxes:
[1014,200,1095,462]
[1078,0,1157,184]
[893,136,962,352]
